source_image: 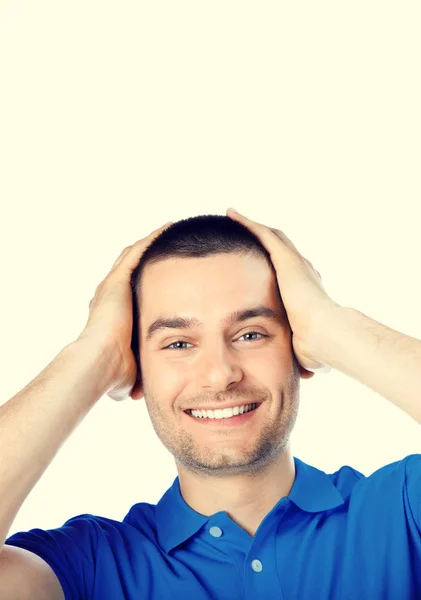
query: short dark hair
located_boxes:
[130,214,279,382]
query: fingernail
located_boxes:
[228,208,239,213]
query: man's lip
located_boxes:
[183,401,263,413]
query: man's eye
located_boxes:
[165,341,193,351]
[164,332,268,351]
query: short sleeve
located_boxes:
[403,453,421,533]
[4,514,99,599]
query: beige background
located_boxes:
[0,1,420,535]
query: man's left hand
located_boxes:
[226,208,339,377]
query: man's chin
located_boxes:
[175,448,276,477]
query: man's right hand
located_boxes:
[76,221,172,402]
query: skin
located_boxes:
[133,252,312,537]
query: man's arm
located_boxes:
[0,222,172,548]
[311,306,421,425]
[0,339,116,549]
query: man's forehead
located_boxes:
[140,254,280,313]
[143,263,274,305]
[142,254,273,290]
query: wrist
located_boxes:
[307,301,348,364]
[67,335,121,397]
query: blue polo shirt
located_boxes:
[5,454,421,599]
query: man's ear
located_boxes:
[290,329,315,380]
[130,372,144,400]
[298,364,315,380]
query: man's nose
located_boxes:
[196,343,243,390]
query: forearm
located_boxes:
[0,338,117,547]
[313,306,421,424]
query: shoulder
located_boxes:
[332,454,421,527]
[4,502,159,598]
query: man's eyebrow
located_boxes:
[145,305,282,341]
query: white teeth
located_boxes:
[190,403,258,419]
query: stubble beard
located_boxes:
[143,366,300,478]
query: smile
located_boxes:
[185,402,262,420]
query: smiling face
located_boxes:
[137,252,301,477]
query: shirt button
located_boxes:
[251,559,263,572]
[209,526,223,538]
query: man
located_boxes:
[1,209,421,599]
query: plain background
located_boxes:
[0,2,420,537]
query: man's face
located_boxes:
[138,252,301,477]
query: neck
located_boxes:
[176,447,295,538]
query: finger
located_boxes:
[111,246,132,270]
[122,222,173,269]
[226,208,300,260]
[226,208,275,241]
[269,227,303,257]
[111,222,172,272]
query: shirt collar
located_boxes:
[156,456,345,553]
